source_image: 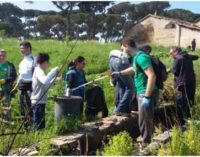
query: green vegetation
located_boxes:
[158,120,200,155]
[0,38,199,155]
[53,116,85,135]
[99,131,135,156]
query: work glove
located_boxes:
[0,79,5,85]
[141,96,151,107]
[111,71,121,79]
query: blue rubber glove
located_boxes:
[141,97,151,107]
[111,71,121,79]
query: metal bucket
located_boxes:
[53,96,83,122]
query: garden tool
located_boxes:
[72,75,109,92]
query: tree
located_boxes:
[52,1,79,38]
[0,3,24,37]
[37,15,67,39]
[78,1,112,39]
[107,2,133,40]
[134,1,170,20]
[164,9,200,22]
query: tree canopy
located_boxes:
[0,1,199,41]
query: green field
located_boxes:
[0,38,200,155]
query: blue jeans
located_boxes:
[32,103,46,130]
[110,57,134,113]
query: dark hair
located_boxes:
[122,36,136,48]
[37,53,49,64]
[68,56,85,69]
[20,41,32,51]
[141,45,152,54]
[171,46,181,52]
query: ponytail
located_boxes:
[68,56,85,69]
[68,61,75,69]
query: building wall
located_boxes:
[195,21,200,27]
[129,16,200,48]
[179,27,200,48]
[140,17,176,46]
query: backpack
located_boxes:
[151,56,167,89]
[136,53,167,89]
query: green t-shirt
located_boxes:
[0,63,9,92]
[133,50,156,94]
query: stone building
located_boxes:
[128,14,200,48]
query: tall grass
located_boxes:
[0,38,199,155]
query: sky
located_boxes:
[1,1,200,14]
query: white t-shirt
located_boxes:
[31,66,58,105]
[18,54,36,82]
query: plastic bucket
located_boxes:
[53,96,83,122]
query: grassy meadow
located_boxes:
[0,38,200,155]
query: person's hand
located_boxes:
[56,76,62,81]
[52,66,59,72]
[0,79,5,85]
[111,71,121,79]
[167,68,171,73]
[141,96,151,107]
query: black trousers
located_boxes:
[18,81,33,127]
[176,85,191,126]
[185,83,196,107]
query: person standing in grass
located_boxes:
[191,39,196,51]
[13,41,37,128]
[112,36,157,148]
[109,48,134,116]
[64,56,87,114]
[31,53,58,130]
[0,49,17,120]
[169,47,199,126]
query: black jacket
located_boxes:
[172,51,198,88]
[5,61,17,91]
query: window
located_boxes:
[165,22,176,29]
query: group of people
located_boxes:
[0,38,199,148]
[110,36,199,148]
[0,42,60,130]
[0,42,107,130]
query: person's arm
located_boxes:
[143,66,156,97]
[171,59,180,75]
[37,67,58,85]
[189,54,199,61]
[120,67,134,76]
[83,71,87,83]
[66,73,75,88]
[5,63,17,83]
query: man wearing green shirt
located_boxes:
[112,37,157,148]
[0,49,17,120]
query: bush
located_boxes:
[38,139,54,156]
[158,121,200,155]
[53,116,84,135]
[100,131,134,156]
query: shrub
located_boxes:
[158,121,200,155]
[38,139,54,155]
[53,116,84,135]
[101,131,134,156]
